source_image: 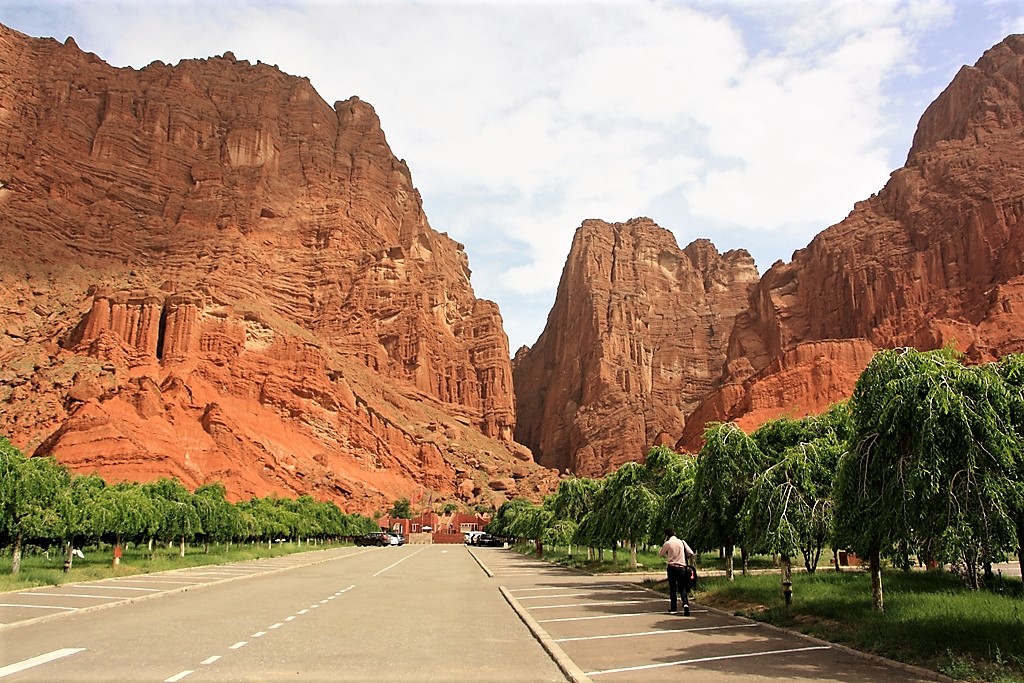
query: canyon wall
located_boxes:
[0,24,554,511]
[513,218,758,474]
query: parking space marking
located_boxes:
[555,623,757,642]
[538,608,708,623]
[0,648,85,678]
[0,603,78,611]
[529,598,663,610]
[78,586,160,592]
[27,592,124,600]
[585,645,832,677]
[517,592,593,600]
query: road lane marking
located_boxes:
[200,656,221,665]
[555,623,757,642]
[251,631,267,638]
[586,645,832,676]
[0,648,85,678]
[164,670,193,682]
[310,604,320,608]
[270,623,283,629]
[229,641,247,649]
[298,609,309,614]
[285,616,296,621]
[0,603,78,611]
[373,546,428,576]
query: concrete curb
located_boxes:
[465,547,494,577]
[500,585,592,683]
[0,546,370,632]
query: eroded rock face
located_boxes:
[677,35,1024,450]
[0,24,555,511]
[513,218,758,475]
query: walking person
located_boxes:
[658,528,695,615]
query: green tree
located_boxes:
[388,498,412,519]
[96,481,158,563]
[645,446,698,551]
[546,477,600,558]
[0,439,67,574]
[690,422,765,580]
[594,462,659,569]
[56,473,106,572]
[835,348,1023,612]
[143,478,201,558]
[194,482,242,552]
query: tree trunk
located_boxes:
[11,530,23,575]
[179,536,186,558]
[1017,521,1024,581]
[725,543,735,581]
[869,545,884,613]
[534,538,543,558]
[64,540,75,573]
[741,546,749,575]
[781,552,792,605]
[833,548,841,572]
[612,541,618,564]
[629,542,638,570]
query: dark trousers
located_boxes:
[667,564,690,612]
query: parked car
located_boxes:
[354,532,391,547]
[473,533,505,548]
[464,531,486,545]
[387,532,406,546]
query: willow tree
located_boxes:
[645,446,698,549]
[994,353,1024,579]
[546,476,600,558]
[592,461,659,569]
[836,348,1023,612]
[690,423,765,580]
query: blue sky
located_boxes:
[2,0,1022,352]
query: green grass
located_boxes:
[0,541,336,593]
[652,568,1024,682]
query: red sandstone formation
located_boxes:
[0,24,556,512]
[513,218,758,475]
[677,34,1024,449]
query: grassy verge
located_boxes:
[0,542,336,593]
[650,569,1024,682]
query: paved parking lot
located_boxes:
[472,547,945,683]
[0,547,361,629]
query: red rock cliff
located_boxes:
[514,218,758,475]
[0,24,554,511]
[678,34,1024,449]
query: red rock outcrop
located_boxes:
[0,24,556,511]
[677,34,1024,449]
[513,218,758,475]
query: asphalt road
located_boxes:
[0,545,567,682]
[1,546,953,682]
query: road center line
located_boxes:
[373,547,429,576]
[200,656,221,665]
[0,648,86,678]
[269,623,283,629]
[298,609,309,614]
[586,645,832,676]
[285,616,296,621]
[164,670,193,682]
[251,631,267,638]
[555,623,757,642]
[228,641,247,650]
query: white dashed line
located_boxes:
[200,656,221,665]
[285,616,296,621]
[251,631,267,638]
[228,641,247,650]
[269,623,283,629]
[298,609,309,614]
[164,670,193,682]
[0,648,86,678]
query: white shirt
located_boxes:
[659,535,694,567]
